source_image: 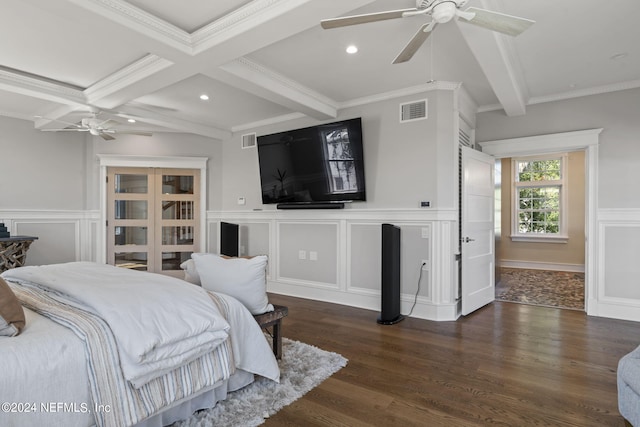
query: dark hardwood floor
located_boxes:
[265,294,640,426]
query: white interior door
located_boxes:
[461,146,495,315]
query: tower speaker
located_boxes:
[377,223,404,325]
[220,222,239,257]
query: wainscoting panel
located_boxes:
[593,209,640,321]
[15,222,78,265]
[348,223,381,294]
[238,222,270,258]
[399,224,431,301]
[0,210,100,267]
[277,222,339,288]
[209,209,459,321]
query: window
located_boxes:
[511,154,568,242]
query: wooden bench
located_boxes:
[253,305,288,359]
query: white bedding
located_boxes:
[0,263,280,427]
[0,307,95,427]
[3,262,231,387]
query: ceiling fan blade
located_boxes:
[40,128,88,132]
[462,7,535,37]
[100,133,116,141]
[392,22,436,64]
[321,8,417,29]
[96,118,117,128]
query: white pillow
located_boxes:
[179,259,201,285]
[191,253,273,315]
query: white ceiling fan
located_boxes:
[321,0,535,64]
[37,112,153,141]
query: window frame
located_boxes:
[510,153,569,243]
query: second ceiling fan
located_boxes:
[39,112,153,141]
[321,0,535,64]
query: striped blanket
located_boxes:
[12,284,236,427]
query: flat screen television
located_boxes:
[256,117,366,207]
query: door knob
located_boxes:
[463,237,475,243]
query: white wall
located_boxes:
[88,132,224,211]
[212,88,460,320]
[221,91,449,211]
[0,86,467,321]
[0,115,86,210]
[0,118,222,265]
[477,88,640,209]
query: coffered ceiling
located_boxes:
[1,0,639,140]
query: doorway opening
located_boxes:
[479,129,601,314]
[493,151,586,310]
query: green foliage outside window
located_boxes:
[515,159,562,234]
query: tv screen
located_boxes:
[257,118,366,205]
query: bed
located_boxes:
[0,261,280,427]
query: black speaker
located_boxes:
[377,223,405,325]
[220,222,239,257]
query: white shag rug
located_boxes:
[174,338,348,427]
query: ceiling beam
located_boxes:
[207,58,338,120]
[456,0,529,116]
[0,68,85,107]
[115,104,231,140]
[15,0,377,137]
[61,0,375,121]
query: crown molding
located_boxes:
[73,0,314,56]
[339,81,461,110]
[69,0,192,51]
[478,79,640,113]
[191,0,285,52]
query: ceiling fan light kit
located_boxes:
[431,1,457,24]
[321,0,534,64]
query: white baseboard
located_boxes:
[499,260,585,273]
[588,298,640,322]
[267,280,459,322]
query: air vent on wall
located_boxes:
[400,99,427,123]
[459,129,472,147]
[458,118,476,149]
[241,133,256,149]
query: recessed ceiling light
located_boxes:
[346,45,358,54]
[127,118,136,123]
[200,94,209,101]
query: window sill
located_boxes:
[510,234,568,244]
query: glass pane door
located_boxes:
[155,169,200,277]
[106,167,200,277]
[107,168,155,272]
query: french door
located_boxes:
[106,167,200,277]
